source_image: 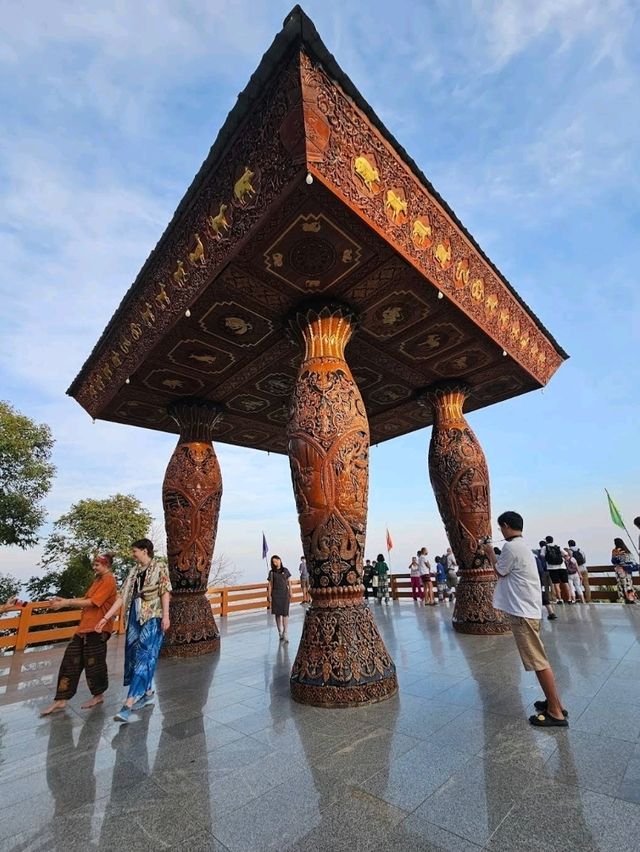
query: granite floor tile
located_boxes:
[413,754,536,844]
[376,813,484,852]
[540,730,634,794]
[485,781,640,852]
[357,739,474,810]
[312,726,418,785]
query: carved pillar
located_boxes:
[161,400,223,657]
[419,382,510,635]
[287,302,397,706]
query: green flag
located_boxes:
[606,490,625,529]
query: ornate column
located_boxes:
[419,382,510,635]
[287,302,397,706]
[161,400,223,657]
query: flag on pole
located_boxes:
[262,532,269,560]
[386,527,394,552]
[606,490,625,529]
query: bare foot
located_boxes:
[41,700,67,717]
[81,695,104,710]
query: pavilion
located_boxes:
[68,6,567,707]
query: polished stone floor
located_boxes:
[1,601,640,851]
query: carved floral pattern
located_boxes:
[287,304,397,705]
[421,384,510,635]
[162,401,223,655]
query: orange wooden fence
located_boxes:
[0,581,304,652]
[1,569,635,653]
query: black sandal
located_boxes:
[534,700,568,718]
[529,710,568,728]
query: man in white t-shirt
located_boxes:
[485,510,568,728]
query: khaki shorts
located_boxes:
[508,615,550,672]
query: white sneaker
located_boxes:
[283,632,289,643]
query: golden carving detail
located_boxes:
[354,155,380,192]
[233,166,256,204]
[434,238,452,270]
[207,203,230,238]
[188,233,206,267]
[411,217,432,248]
[454,259,470,289]
[173,260,188,288]
[385,189,408,223]
[471,278,485,302]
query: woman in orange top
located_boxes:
[40,554,117,716]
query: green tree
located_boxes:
[36,494,154,588]
[0,572,22,603]
[0,401,55,548]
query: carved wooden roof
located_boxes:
[68,6,567,455]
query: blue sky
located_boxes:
[1,0,638,585]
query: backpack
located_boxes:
[545,544,563,565]
[572,548,586,566]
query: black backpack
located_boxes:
[545,544,563,565]
[572,548,586,566]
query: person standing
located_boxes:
[375,554,390,604]
[267,555,292,640]
[408,556,423,601]
[95,539,171,723]
[534,548,556,620]
[541,536,570,604]
[568,540,590,603]
[41,554,117,717]
[488,511,568,727]
[298,556,311,604]
[611,539,637,604]
[435,557,448,603]
[564,550,585,604]
[418,547,434,606]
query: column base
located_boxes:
[161,592,221,658]
[290,602,398,707]
[452,563,511,635]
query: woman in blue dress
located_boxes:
[96,538,172,722]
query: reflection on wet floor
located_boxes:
[1,603,640,851]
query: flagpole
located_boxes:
[605,490,640,559]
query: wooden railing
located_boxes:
[389,566,640,601]
[0,580,305,653]
[1,568,635,653]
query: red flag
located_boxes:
[386,527,393,551]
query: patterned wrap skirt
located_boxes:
[124,600,164,700]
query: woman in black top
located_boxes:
[267,555,292,642]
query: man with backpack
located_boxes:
[541,536,570,604]
[568,539,590,602]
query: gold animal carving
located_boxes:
[354,155,380,191]
[173,260,187,288]
[189,353,217,365]
[510,320,520,340]
[531,342,539,358]
[520,334,530,350]
[305,280,321,289]
[162,379,184,390]
[111,351,122,368]
[412,218,432,247]
[272,252,284,268]
[485,293,498,314]
[455,259,470,288]
[140,302,155,327]
[102,365,113,381]
[155,284,170,309]
[224,316,252,336]
[471,278,484,301]
[382,306,403,326]
[499,309,510,329]
[208,204,230,237]
[120,337,131,355]
[130,322,142,341]
[234,167,256,204]
[424,333,441,350]
[434,240,452,269]
[385,190,407,222]
[188,233,205,267]
[302,221,321,233]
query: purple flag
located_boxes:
[262,532,269,560]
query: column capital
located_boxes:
[416,381,471,428]
[167,399,224,442]
[286,300,358,360]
